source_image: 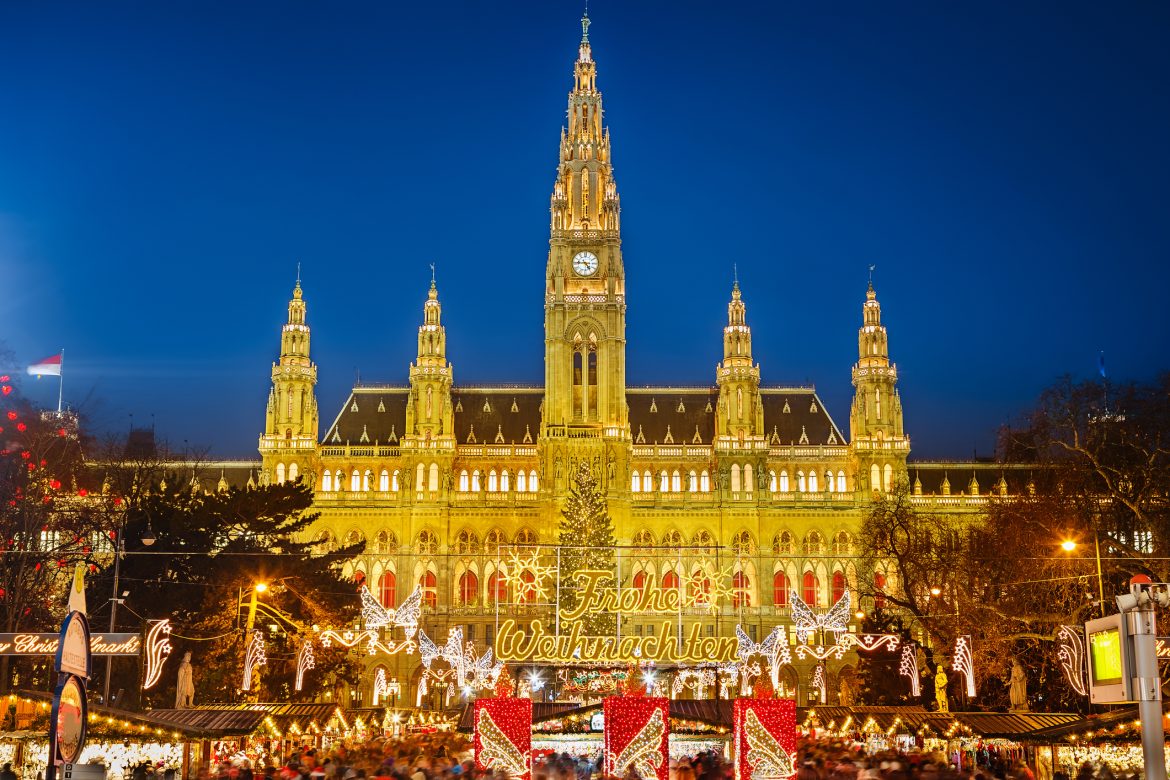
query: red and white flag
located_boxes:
[27,353,63,377]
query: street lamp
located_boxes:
[1060,538,1106,617]
[104,519,154,704]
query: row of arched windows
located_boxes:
[773,530,854,556]
[631,469,711,493]
[770,469,848,493]
[628,467,850,494]
[458,469,539,493]
[274,463,299,484]
[321,468,400,492]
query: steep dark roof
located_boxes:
[323,387,410,445]
[627,388,717,445]
[760,389,846,446]
[909,463,1034,496]
[453,388,542,445]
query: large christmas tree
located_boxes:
[557,461,616,635]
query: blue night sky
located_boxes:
[1,1,1167,460]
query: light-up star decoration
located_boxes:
[953,635,976,697]
[242,630,267,691]
[898,644,921,697]
[1056,625,1087,697]
[683,564,735,613]
[295,640,315,692]
[502,549,556,603]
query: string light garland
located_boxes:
[953,635,976,697]
[733,699,797,780]
[474,698,533,780]
[603,697,669,780]
[141,619,172,690]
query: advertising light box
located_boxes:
[1085,613,1134,704]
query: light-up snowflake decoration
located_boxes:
[502,549,556,603]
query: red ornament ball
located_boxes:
[50,479,61,490]
[6,411,16,420]
[15,422,25,432]
[78,488,88,497]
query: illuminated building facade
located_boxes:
[251,16,1026,707]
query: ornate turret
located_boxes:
[849,279,909,496]
[259,275,319,486]
[715,282,764,444]
[405,278,454,443]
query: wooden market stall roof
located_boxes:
[1020,704,1170,742]
[10,691,207,740]
[801,706,1081,739]
[143,703,342,738]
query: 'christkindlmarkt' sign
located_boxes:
[0,633,141,656]
[495,569,740,664]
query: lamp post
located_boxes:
[244,582,268,634]
[1061,536,1105,617]
[104,518,155,705]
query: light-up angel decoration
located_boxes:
[789,590,851,645]
[735,625,790,692]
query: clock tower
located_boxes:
[543,13,626,437]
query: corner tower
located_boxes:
[849,281,909,496]
[260,277,319,485]
[405,280,454,444]
[542,13,626,436]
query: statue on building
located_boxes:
[838,675,854,706]
[934,666,949,713]
[175,651,195,709]
[1009,658,1029,711]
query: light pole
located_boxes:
[1061,537,1105,617]
[104,518,155,705]
[244,582,268,634]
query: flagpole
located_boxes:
[57,349,64,414]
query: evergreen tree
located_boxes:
[557,461,616,635]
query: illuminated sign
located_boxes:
[1088,626,1123,685]
[1084,614,1133,704]
[0,633,141,657]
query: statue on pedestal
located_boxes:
[175,651,195,709]
[1009,658,1029,711]
[934,666,949,713]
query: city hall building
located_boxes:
[244,17,1026,707]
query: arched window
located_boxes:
[363,470,372,491]
[671,470,681,493]
[808,470,818,492]
[837,471,846,492]
[692,530,714,553]
[416,530,438,555]
[379,571,397,608]
[780,471,790,492]
[732,572,751,608]
[374,530,398,554]
[644,470,652,491]
[870,464,881,493]
[518,571,536,604]
[379,469,390,491]
[631,471,641,492]
[415,463,425,491]
[700,470,710,492]
[632,570,648,591]
[744,463,754,493]
[518,470,528,492]
[275,463,286,484]
[429,463,439,492]
[802,571,820,606]
[458,571,479,605]
[455,530,479,555]
[883,463,893,492]
[773,572,790,606]
[797,470,807,492]
[322,470,333,492]
[874,572,887,609]
[803,530,824,556]
[731,464,742,492]
[515,528,537,545]
[472,470,481,492]
[529,470,538,491]
[833,531,853,556]
[769,470,777,492]
[831,571,846,604]
[501,470,510,492]
[420,571,438,609]
[732,530,755,555]
[663,529,683,547]
[485,529,506,552]
[773,531,795,555]
[289,463,299,482]
[662,570,680,592]
[392,470,400,491]
[659,471,669,492]
[633,529,655,549]
[459,470,469,492]
[487,572,506,605]
[688,470,698,492]
[488,470,498,492]
[351,469,361,491]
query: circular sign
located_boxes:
[55,675,87,764]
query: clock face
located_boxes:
[572,251,599,277]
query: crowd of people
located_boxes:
[188,733,1137,780]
